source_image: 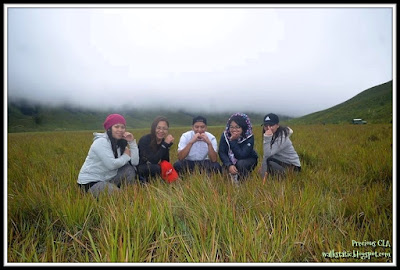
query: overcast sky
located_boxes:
[5,4,394,117]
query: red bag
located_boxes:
[160,160,179,183]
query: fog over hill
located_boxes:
[6,6,393,118]
[7,79,393,133]
[7,98,282,133]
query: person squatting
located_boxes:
[77,113,301,197]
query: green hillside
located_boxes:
[7,101,269,133]
[287,80,393,125]
[7,80,393,132]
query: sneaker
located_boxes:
[229,173,239,185]
[138,176,149,185]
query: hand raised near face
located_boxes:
[190,133,202,144]
[198,133,211,145]
[264,126,273,136]
[230,131,241,141]
[164,134,174,144]
[123,132,134,142]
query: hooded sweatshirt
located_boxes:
[77,132,139,184]
[218,113,258,167]
[262,127,301,168]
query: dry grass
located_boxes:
[6,124,393,263]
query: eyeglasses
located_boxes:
[156,126,169,131]
[229,125,242,130]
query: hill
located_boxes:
[7,101,273,133]
[7,80,393,132]
[287,80,393,125]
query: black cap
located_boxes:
[262,113,279,126]
[192,116,207,125]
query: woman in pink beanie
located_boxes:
[77,113,139,197]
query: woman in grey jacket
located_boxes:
[77,114,139,197]
[260,113,301,180]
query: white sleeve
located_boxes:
[211,135,218,151]
[177,132,190,152]
[92,138,130,170]
[128,139,139,166]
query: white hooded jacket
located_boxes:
[77,132,139,184]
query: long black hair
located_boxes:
[106,129,128,158]
[262,125,290,146]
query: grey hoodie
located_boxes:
[77,132,139,184]
[261,127,300,175]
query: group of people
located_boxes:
[77,112,301,197]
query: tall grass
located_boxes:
[6,124,393,263]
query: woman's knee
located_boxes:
[88,181,120,198]
[236,159,257,170]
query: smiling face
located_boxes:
[111,123,126,139]
[155,121,169,142]
[229,121,242,137]
[192,121,207,134]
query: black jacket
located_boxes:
[138,134,173,165]
[218,133,258,167]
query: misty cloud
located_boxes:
[6,5,393,117]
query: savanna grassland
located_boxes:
[6,124,393,264]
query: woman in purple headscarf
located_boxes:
[218,113,258,183]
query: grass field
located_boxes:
[6,124,394,264]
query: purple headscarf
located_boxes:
[223,112,254,164]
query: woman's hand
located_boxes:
[228,165,238,174]
[124,146,131,156]
[264,126,273,136]
[230,132,241,141]
[123,132,134,142]
[164,134,174,144]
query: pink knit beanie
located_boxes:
[103,114,126,130]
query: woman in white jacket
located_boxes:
[77,114,139,197]
[260,113,301,180]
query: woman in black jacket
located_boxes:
[218,113,258,183]
[137,116,174,183]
